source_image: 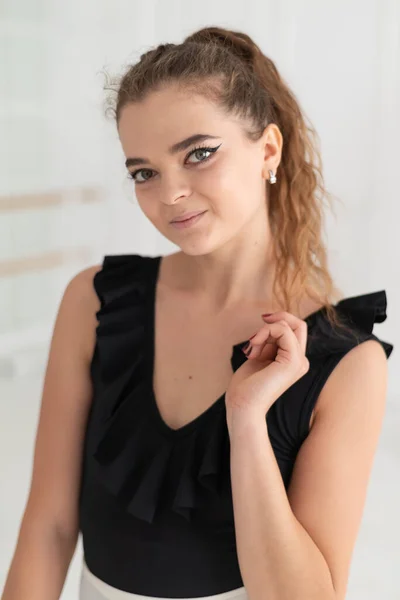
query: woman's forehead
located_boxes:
[118,97,240,156]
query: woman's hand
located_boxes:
[225,312,310,424]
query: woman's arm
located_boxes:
[227,339,388,600]
[1,264,101,600]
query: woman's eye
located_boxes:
[186,144,221,165]
[128,168,154,184]
[128,143,221,184]
[186,147,213,164]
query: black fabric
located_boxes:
[78,253,394,597]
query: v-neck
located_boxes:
[89,253,393,532]
[144,255,324,438]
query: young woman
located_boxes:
[2,26,393,600]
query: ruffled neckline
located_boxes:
[91,253,393,524]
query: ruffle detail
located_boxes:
[305,290,394,358]
[92,254,150,386]
[91,254,231,524]
[91,254,394,525]
[92,382,230,524]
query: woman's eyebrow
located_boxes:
[125,133,221,168]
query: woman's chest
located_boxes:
[151,286,319,433]
[152,306,237,432]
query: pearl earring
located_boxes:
[268,169,277,184]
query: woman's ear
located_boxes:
[261,123,283,179]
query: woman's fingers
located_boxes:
[244,321,296,362]
[263,311,308,354]
[243,312,308,359]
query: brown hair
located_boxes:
[103,25,356,338]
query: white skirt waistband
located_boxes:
[79,559,248,600]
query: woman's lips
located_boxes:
[170,211,207,229]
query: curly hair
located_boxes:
[102,25,355,337]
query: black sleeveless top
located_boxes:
[78,253,394,598]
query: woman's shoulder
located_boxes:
[60,264,106,364]
[306,289,394,360]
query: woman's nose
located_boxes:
[160,178,192,205]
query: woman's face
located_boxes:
[118,85,281,255]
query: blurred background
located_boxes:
[0,0,399,598]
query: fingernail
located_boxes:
[241,342,251,355]
[262,313,273,318]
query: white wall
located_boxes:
[1,1,399,598]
